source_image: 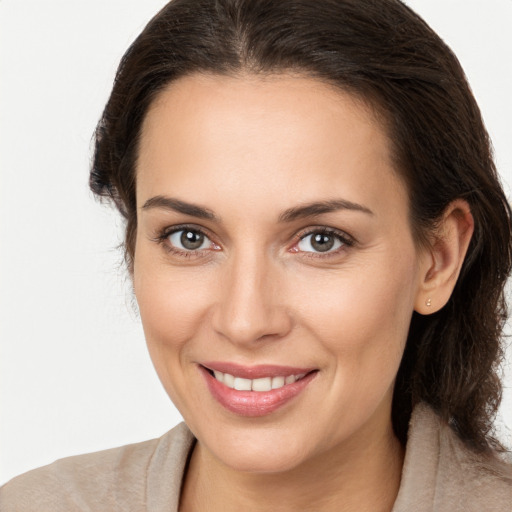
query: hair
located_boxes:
[90,0,512,452]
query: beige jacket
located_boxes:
[1,404,511,511]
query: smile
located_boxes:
[211,371,307,392]
[199,363,317,417]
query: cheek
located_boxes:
[136,277,216,348]
[294,250,418,371]
[133,261,215,412]
[132,246,215,370]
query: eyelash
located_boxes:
[153,225,355,259]
[154,224,218,258]
[292,227,355,258]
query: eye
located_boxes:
[168,229,212,251]
[296,230,348,253]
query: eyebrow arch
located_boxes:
[278,199,373,222]
[141,196,372,223]
[141,196,218,221]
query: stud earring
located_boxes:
[425,298,432,307]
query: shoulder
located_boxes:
[0,422,194,512]
[393,403,512,512]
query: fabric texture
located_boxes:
[1,403,511,511]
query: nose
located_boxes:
[211,251,293,347]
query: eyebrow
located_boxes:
[278,199,373,222]
[141,195,373,223]
[141,196,218,221]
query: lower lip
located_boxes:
[200,366,317,417]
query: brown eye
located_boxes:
[169,229,209,251]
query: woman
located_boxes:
[2,0,511,510]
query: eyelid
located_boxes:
[153,224,221,254]
[290,226,356,255]
[151,223,355,258]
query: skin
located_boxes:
[133,73,474,512]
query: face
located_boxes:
[134,73,426,473]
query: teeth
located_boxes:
[252,377,272,392]
[271,376,285,389]
[223,373,235,388]
[285,375,296,385]
[234,377,252,391]
[211,370,307,391]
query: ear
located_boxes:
[415,199,474,315]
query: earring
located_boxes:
[425,298,432,307]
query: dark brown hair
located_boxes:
[90,0,512,452]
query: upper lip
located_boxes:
[201,361,316,379]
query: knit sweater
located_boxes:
[1,403,511,511]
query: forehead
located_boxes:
[136,72,406,220]
[141,72,387,154]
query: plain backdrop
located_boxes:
[1,0,511,485]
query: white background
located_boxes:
[1,0,511,485]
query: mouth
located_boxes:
[199,362,318,416]
[204,367,309,391]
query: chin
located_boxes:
[209,434,310,474]
[190,409,334,474]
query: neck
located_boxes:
[179,416,404,512]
